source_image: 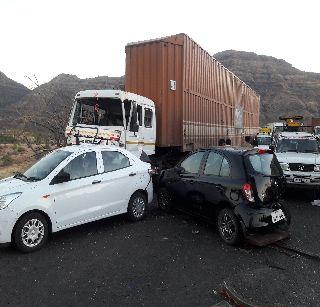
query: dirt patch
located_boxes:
[0,144,36,179]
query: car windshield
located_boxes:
[248,153,282,176]
[315,127,320,135]
[16,150,72,181]
[257,136,272,145]
[72,97,124,126]
[276,138,319,153]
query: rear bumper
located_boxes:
[234,202,290,233]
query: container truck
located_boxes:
[65,33,260,166]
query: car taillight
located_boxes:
[242,183,255,202]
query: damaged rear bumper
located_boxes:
[234,202,290,246]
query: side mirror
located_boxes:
[131,122,139,133]
[251,139,258,147]
[51,171,70,185]
[245,136,252,144]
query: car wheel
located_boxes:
[13,212,49,253]
[217,208,242,245]
[127,192,146,222]
[158,188,174,212]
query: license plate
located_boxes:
[293,177,310,183]
[271,209,285,223]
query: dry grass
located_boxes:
[0,144,36,179]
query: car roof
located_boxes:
[59,145,129,154]
[257,133,271,137]
[200,146,255,156]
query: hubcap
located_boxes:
[132,197,145,218]
[21,219,45,247]
[220,213,235,241]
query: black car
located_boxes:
[157,147,290,246]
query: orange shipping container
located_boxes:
[125,33,260,150]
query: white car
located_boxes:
[256,133,272,150]
[0,145,153,252]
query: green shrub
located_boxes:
[1,154,13,166]
[11,144,26,154]
[0,135,16,144]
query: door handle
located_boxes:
[129,172,137,176]
[189,180,195,184]
[92,180,101,184]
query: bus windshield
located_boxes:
[72,98,124,126]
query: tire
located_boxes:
[13,212,49,253]
[217,208,242,246]
[127,192,147,222]
[157,187,174,213]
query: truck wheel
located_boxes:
[158,188,174,212]
[127,192,146,222]
[217,208,242,245]
[13,212,49,253]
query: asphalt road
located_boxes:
[0,192,319,306]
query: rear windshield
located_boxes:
[247,154,282,176]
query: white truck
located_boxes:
[273,131,320,190]
[65,90,156,159]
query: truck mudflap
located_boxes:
[245,229,289,246]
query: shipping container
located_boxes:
[305,117,320,132]
[125,33,260,150]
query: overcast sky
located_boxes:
[1,0,319,88]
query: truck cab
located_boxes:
[273,132,320,189]
[65,90,156,157]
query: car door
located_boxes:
[197,151,232,217]
[50,150,105,229]
[98,149,137,214]
[170,151,206,210]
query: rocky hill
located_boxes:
[1,74,124,135]
[0,71,30,110]
[214,50,320,125]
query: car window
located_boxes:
[102,151,130,172]
[204,152,223,176]
[181,152,205,174]
[62,152,98,180]
[144,108,153,128]
[220,158,231,177]
[248,154,281,176]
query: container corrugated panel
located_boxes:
[125,33,260,149]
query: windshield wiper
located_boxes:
[26,176,41,182]
[13,172,28,180]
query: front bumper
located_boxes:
[284,171,320,188]
[0,209,18,244]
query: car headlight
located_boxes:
[0,193,22,210]
[314,165,320,172]
[280,163,290,171]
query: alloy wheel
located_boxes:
[21,218,45,248]
[219,213,236,241]
[132,196,145,219]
